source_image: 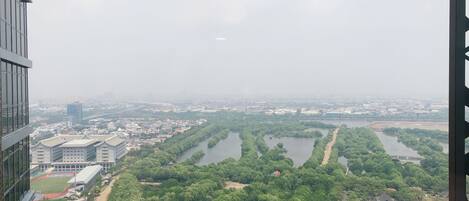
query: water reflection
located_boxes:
[338,156,351,175]
[374,131,421,164]
[338,156,348,168]
[176,133,242,165]
[263,135,316,167]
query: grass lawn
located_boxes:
[31,176,71,194]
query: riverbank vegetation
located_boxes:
[109,114,448,201]
[383,128,448,192]
[302,129,334,169]
[383,128,447,143]
[334,128,421,200]
[207,129,230,148]
[108,173,143,201]
[184,151,205,165]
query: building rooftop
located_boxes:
[35,134,125,148]
[60,139,97,148]
[94,135,126,147]
[104,136,126,146]
[67,165,103,185]
[37,137,67,147]
[35,135,82,147]
[87,135,114,141]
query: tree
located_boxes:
[109,173,143,201]
[213,190,248,201]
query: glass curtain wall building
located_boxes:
[0,0,32,201]
[67,102,83,126]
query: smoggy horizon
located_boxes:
[28,0,448,102]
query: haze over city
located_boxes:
[28,0,448,102]
[2,0,462,200]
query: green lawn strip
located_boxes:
[31,176,71,194]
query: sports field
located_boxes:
[31,175,71,194]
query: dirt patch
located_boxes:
[224,181,248,190]
[369,121,448,132]
[96,175,120,201]
[321,128,339,166]
[42,187,70,200]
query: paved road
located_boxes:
[321,128,339,166]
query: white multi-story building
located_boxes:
[31,135,82,170]
[31,135,127,172]
[61,139,99,163]
[96,136,127,170]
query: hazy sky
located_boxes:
[28,0,448,102]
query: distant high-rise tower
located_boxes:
[67,102,83,126]
[0,0,33,201]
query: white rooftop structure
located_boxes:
[95,135,126,147]
[60,139,97,148]
[32,134,128,172]
[33,135,83,148]
[67,165,103,185]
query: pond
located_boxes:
[263,135,316,167]
[176,133,242,165]
[374,131,421,164]
[338,156,348,168]
[338,156,352,175]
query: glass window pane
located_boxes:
[10,0,15,53]
[24,68,27,124]
[12,66,16,130]
[1,65,6,135]
[12,66,16,105]
[5,0,10,50]
[0,0,3,49]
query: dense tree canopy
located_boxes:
[110,114,448,201]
